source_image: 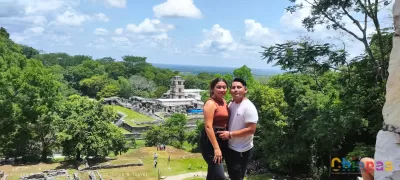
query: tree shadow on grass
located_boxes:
[53,160,81,170]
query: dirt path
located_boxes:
[164,171,230,180]
[163,171,207,180]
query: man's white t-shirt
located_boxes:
[228,99,258,152]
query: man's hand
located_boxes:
[217,131,230,140]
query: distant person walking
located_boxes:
[200,78,230,180]
[218,78,258,180]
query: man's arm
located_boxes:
[230,122,256,138]
[218,103,258,139]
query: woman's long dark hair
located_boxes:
[209,78,228,96]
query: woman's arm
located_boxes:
[203,100,219,150]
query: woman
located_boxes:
[200,78,230,180]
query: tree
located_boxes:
[116,77,133,98]
[21,45,39,59]
[106,62,127,80]
[233,65,255,84]
[142,125,170,147]
[142,113,188,149]
[261,40,348,93]
[129,75,156,97]
[0,27,9,39]
[79,74,113,97]
[0,30,64,161]
[122,55,150,74]
[186,120,204,152]
[164,113,187,148]
[286,0,392,79]
[54,95,128,160]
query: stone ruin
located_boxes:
[0,170,5,180]
[20,169,67,180]
[78,162,143,171]
[103,96,196,118]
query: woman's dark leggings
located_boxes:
[200,128,228,180]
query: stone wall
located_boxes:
[20,169,67,180]
[79,163,143,171]
[103,96,197,117]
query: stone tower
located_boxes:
[170,76,185,99]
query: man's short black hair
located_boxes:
[232,77,247,87]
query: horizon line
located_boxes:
[150,62,283,71]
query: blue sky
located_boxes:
[0,0,393,69]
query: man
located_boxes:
[218,77,258,180]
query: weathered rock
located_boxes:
[373,1,400,179]
[20,173,46,180]
[89,171,96,180]
[95,171,103,180]
[79,163,143,171]
[73,173,80,180]
[43,169,67,178]
[383,0,400,127]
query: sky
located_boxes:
[0,0,394,69]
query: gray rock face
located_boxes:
[19,169,67,180]
[20,173,45,180]
[373,1,400,180]
[73,173,80,180]
[89,171,96,180]
[383,0,400,127]
[78,162,143,171]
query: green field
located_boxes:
[106,105,154,127]
[1,146,206,180]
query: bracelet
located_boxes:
[229,132,232,139]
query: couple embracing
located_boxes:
[200,77,258,180]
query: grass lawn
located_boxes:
[0,146,207,180]
[118,127,132,134]
[183,177,205,180]
[106,105,154,127]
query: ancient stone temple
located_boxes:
[373,1,400,179]
[103,76,205,117]
[162,76,204,101]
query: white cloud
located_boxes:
[111,36,134,48]
[94,28,108,35]
[55,10,87,26]
[87,37,107,48]
[125,18,174,34]
[27,27,45,35]
[104,0,126,8]
[54,11,110,26]
[279,1,310,33]
[196,24,239,53]
[243,19,280,46]
[19,0,73,14]
[195,23,267,59]
[115,28,124,35]
[94,13,109,22]
[153,0,202,19]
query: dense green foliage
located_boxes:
[142,113,188,149]
[0,29,130,162]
